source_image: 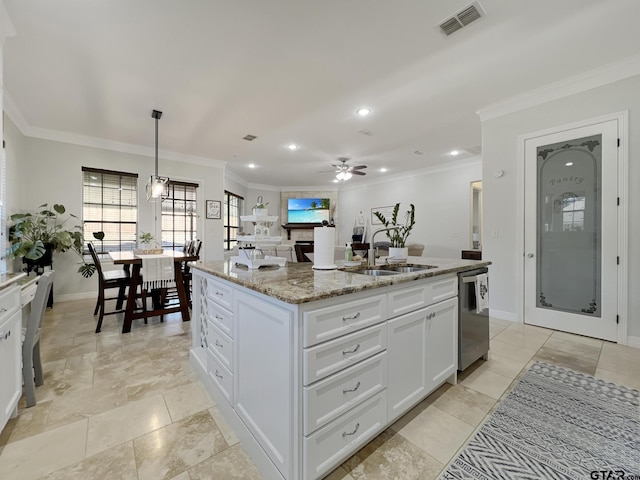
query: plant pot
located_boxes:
[253,207,268,216]
[23,243,55,274]
[388,247,408,261]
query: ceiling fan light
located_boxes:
[336,171,345,180]
[356,107,371,117]
[344,172,352,180]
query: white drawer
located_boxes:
[206,277,233,311]
[20,283,38,307]
[303,351,386,435]
[0,286,20,323]
[388,275,457,317]
[207,299,233,338]
[303,323,386,386]
[208,350,233,405]
[207,322,234,372]
[303,294,386,347]
[303,390,386,480]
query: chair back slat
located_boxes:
[87,242,105,278]
[24,271,54,350]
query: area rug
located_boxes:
[439,362,639,480]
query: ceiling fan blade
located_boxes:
[350,165,367,170]
[351,170,366,176]
[316,170,339,173]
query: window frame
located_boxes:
[82,166,138,254]
[161,180,199,251]
[224,190,244,251]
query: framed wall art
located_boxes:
[206,200,221,219]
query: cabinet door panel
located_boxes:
[425,297,458,391]
[386,309,428,422]
[0,309,22,430]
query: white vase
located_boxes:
[388,247,408,261]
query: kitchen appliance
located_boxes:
[458,268,489,371]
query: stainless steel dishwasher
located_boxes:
[458,268,489,371]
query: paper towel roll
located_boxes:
[313,227,337,270]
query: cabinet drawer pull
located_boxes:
[215,340,224,348]
[215,291,224,296]
[0,330,10,340]
[428,312,436,319]
[214,369,223,379]
[342,381,361,394]
[215,314,224,320]
[342,312,361,321]
[342,343,360,355]
[342,422,360,438]
[0,307,7,313]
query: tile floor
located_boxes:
[1,298,639,479]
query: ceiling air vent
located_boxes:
[439,1,485,36]
[242,134,257,141]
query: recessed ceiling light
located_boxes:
[286,143,299,151]
[356,107,371,117]
[247,163,256,169]
[565,161,574,166]
[449,150,460,156]
[379,168,388,173]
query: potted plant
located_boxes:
[373,203,416,260]
[8,203,99,277]
[252,196,269,216]
[135,231,163,254]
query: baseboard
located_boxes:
[626,336,640,349]
[55,291,96,302]
[489,309,519,322]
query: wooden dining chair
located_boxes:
[22,271,54,407]
[294,243,314,262]
[88,242,131,333]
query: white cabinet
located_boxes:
[387,296,458,422]
[190,270,459,480]
[0,285,22,432]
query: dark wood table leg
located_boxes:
[174,261,191,322]
[122,264,141,333]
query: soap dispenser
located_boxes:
[345,242,353,262]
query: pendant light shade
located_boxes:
[146,109,169,202]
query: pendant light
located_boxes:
[146,109,169,201]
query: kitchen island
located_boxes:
[189,257,490,480]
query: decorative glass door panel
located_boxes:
[537,134,601,317]
[524,119,618,342]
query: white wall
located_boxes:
[482,74,640,337]
[5,119,225,299]
[337,160,482,257]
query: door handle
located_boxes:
[527,253,534,258]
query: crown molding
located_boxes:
[279,185,340,192]
[224,169,249,189]
[477,54,640,122]
[3,90,226,168]
[0,2,16,44]
[338,157,482,191]
[247,182,283,192]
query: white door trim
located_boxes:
[516,111,628,345]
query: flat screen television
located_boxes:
[287,198,331,223]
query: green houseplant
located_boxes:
[373,203,416,248]
[8,203,100,278]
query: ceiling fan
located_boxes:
[319,157,367,180]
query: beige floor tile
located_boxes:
[597,341,640,372]
[134,410,228,480]
[482,351,528,379]
[432,384,497,427]
[0,400,52,446]
[492,328,549,351]
[324,465,356,480]
[0,419,88,480]
[42,441,138,480]
[208,405,240,446]
[594,367,640,390]
[343,429,444,480]
[461,365,514,400]
[533,346,598,375]
[163,382,214,422]
[392,406,474,465]
[487,338,538,363]
[543,334,602,360]
[187,443,261,480]
[169,472,190,480]
[489,318,512,338]
[506,323,553,338]
[86,394,172,457]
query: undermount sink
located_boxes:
[349,264,437,276]
[385,265,436,273]
[350,269,400,276]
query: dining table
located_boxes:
[109,250,199,333]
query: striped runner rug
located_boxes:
[439,362,639,480]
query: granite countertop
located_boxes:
[191,256,491,304]
[0,272,27,291]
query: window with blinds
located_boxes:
[82,167,138,253]
[224,190,243,250]
[161,180,198,251]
